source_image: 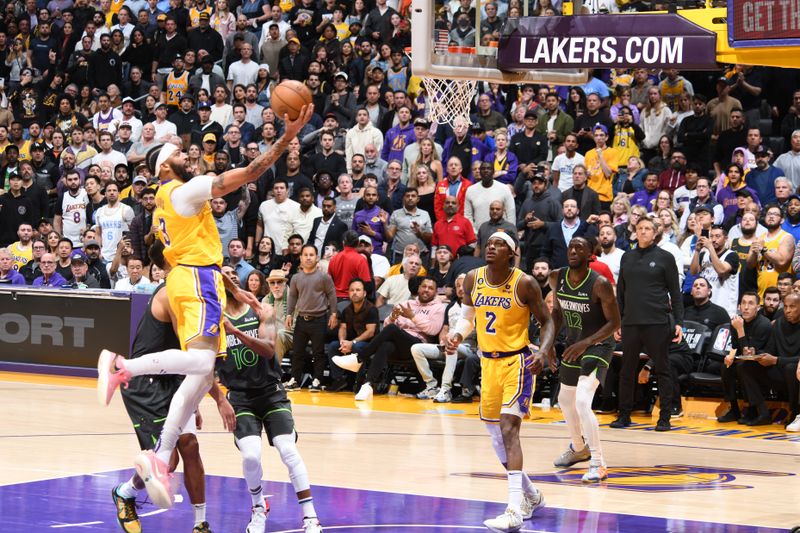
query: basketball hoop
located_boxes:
[405,41,476,128]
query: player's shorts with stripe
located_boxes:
[167,264,226,354]
[558,344,613,387]
[479,348,535,422]
[228,384,296,445]
[122,375,196,450]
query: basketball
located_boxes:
[271,80,312,121]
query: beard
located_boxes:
[765,221,782,231]
[169,160,194,181]
[741,225,756,237]
[532,273,547,284]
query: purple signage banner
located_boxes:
[497,14,718,70]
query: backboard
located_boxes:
[410,0,590,85]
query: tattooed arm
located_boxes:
[210,105,314,198]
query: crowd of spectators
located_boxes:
[1,0,800,426]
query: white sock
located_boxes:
[154,371,214,464]
[193,503,206,526]
[507,471,523,513]
[116,478,138,499]
[557,384,585,451]
[576,375,605,467]
[273,434,315,517]
[521,472,536,494]
[485,423,507,465]
[236,436,265,507]
[124,348,217,377]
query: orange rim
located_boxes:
[447,45,476,54]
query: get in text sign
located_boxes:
[728,0,800,46]
[497,14,718,70]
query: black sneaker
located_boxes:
[609,413,631,428]
[670,405,684,418]
[717,409,740,423]
[747,414,772,426]
[655,418,671,432]
[309,379,322,392]
[452,389,474,403]
[193,522,212,532]
[111,485,141,533]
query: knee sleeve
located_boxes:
[485,422,507,465]
[187,348,217,376]
[273,433,310,492]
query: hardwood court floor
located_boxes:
[0,372,797,531]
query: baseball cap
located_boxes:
[524,109,538,119]
[157,13,167,21]
[84,240,100,249]
[324,112,338,120]
[132,175,148,185]
[30,142,45,151]
[180,94,194,102]
[198,101,211,109]
[70,250,88,263]
[334,71,348,80]
[693,204,714,215]
[198,11,210,19]
[174,53,183,61]
[593,123,609,135]
[413,117,430,128]
[156,102,169,110]
[357,235,372,245]
[118,122,132,129]
[203,132,216,143]
[787,194,800,203]
[531,173,548,182]
[754,145,770,155]
[122,96,135,104]
[471,122,485,132]
[734,188,753,198]
[258,63,270,72]
[288,37,300,45]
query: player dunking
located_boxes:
[97,105,314,509]
[446,232,556,533]
[210,266,322,533]
[112,242,259,532]
[549,237,621,483]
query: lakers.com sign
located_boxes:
[497,14,718,70]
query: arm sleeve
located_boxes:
[170,175,214,217]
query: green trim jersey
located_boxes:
[216,308,281,392]
[555,268,613,349]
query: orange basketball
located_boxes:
[271,80,312,121]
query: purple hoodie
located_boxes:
[32,272,67,287]
[716,183,760,220]
[381,122,416,164]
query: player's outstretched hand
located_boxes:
[217,398,237,432]
[445,332,462,355]
[525,349,545,375]
[283,104,315,139]
[234,288,263,315]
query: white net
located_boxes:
[420,76,477,129]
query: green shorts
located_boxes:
[558,344,613,387]
[122,375,186,450]
[228,386,296,445]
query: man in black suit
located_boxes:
[309,197,348,255]
[541,198,597,268]
[278,37,310,82]
[560,164,600,222]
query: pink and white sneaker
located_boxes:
[97,349,132,406]
[133,451,174,509]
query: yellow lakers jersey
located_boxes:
[613,125,640,167]
[154,179,223,268]
[757,230,794,298]
[8,241,32,271]
[471,266,530,352]
[165,71,190,107]
[189,6,212,27]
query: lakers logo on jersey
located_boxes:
[165,71,190,107]
[471,267,529,352]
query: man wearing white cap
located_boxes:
[446,231,555,531]
[96,101,315,511]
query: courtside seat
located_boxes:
[689,324,732,389]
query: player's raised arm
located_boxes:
[211,105,315,198]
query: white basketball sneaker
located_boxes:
[303,516,323,532]
[786,414,800,432]
[582,464,609,483]
[354,383,373,401]
[246,502,269,533]
[332,354,362,372]
[520,488,545,520]
[483,507,523,532]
